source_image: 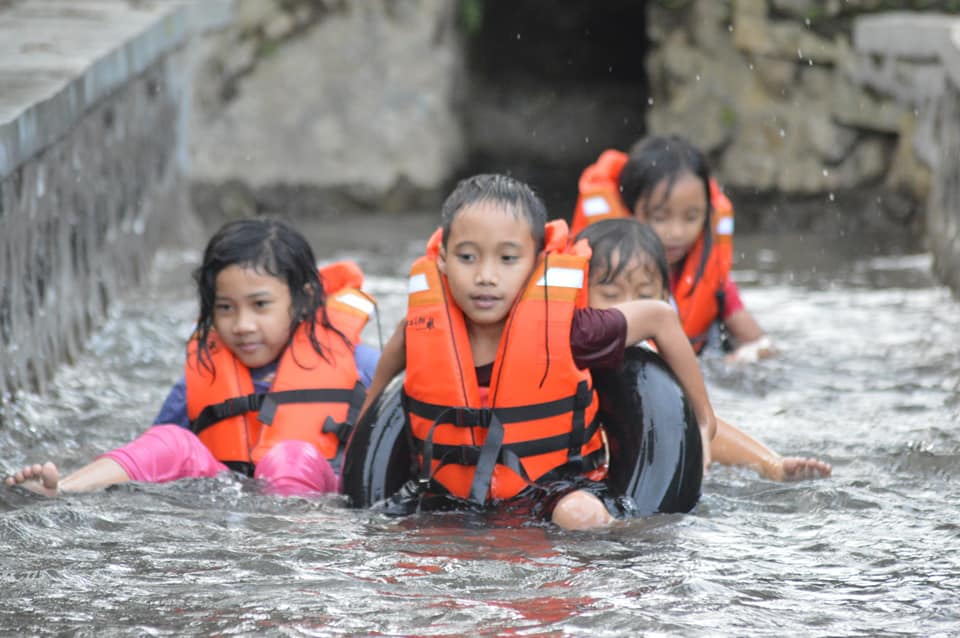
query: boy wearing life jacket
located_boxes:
[362,174,717,530]
[570,135,773,363]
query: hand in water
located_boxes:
[726,335,776,364]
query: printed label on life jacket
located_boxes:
[583,196,611,217]
[536,267,584,289]
[335,292,375,316]
[716,217,734,235]
[408,273,429,294]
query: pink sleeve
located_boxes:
[722,278,744,319]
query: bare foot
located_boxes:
[779,457,832,482]
[4,462,60,497]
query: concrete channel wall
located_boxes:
[853,13,960,297]
[0,0,229,404]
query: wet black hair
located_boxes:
[618,134,713,293]
[192,217,349,374]
[575,218,670,300]
[440,173,548,251]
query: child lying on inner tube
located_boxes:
[360,173,718,531]
[575,218,831,482]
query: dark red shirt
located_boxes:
[475,307,627,386]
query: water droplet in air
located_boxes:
[779,129,786,138]
[647,97,654,106]
[828,193,835,202]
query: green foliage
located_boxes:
[459,0,484,36]
[720,106,737,130]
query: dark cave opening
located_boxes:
[458,0,650,220]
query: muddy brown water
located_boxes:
[1,214,958,636]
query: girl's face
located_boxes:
[439,201,538,331]
[588,252,666,310]
[213,265,294,369]
[632,172,707,268]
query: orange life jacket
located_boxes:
[185,262,375,474]
[403,220,607,504]
[570,148,734,351]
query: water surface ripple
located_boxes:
[2,229,958,636]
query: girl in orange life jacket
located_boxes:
[363,173,717,531]
[572,135,774,363]
[5,218,378,498]
[577,218,831,481]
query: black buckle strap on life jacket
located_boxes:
[321,415,351,440]
[566,380,592,473]
[318,382,367,445]
[190,393,265,435]
[468,410,505,504]
[405,392,582,428]
[257,388,359,425]
[406,393,601,504]
[411,404,461,489]
[417,417,602,468]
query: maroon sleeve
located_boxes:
[570,307,627,370]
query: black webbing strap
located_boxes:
[315,382,367,444]
[415,418,602,465]
[190,393,264,435]
[468,411,505,503]
[405,393,580,427]
[258,388,358,424]
[190,387,360,434]
[565,380,592,473]
[406,388,599,504]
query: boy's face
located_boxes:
[632,172,706,268]
[588,253,665,309]
[439,201,538,330]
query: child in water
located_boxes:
[571,134,773,363]
[576,218,830,481]
[363,173,717,531]
[6,218,379,497]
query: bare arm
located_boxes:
[614,299,717,445]
[711,417,782,479]
[710,417,832,481]
[724,308,775,362]
[358,320,406,418]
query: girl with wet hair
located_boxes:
[6,218,379,497]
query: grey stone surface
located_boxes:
[188,0,465,215]
[852,12,960,297]
[0,0,228,403]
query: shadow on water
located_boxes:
[1,219,959,636]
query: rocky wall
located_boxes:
[852,12,960,297]
[0,1,226,406]
[644,0,938,233]
[188,0,465,221]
